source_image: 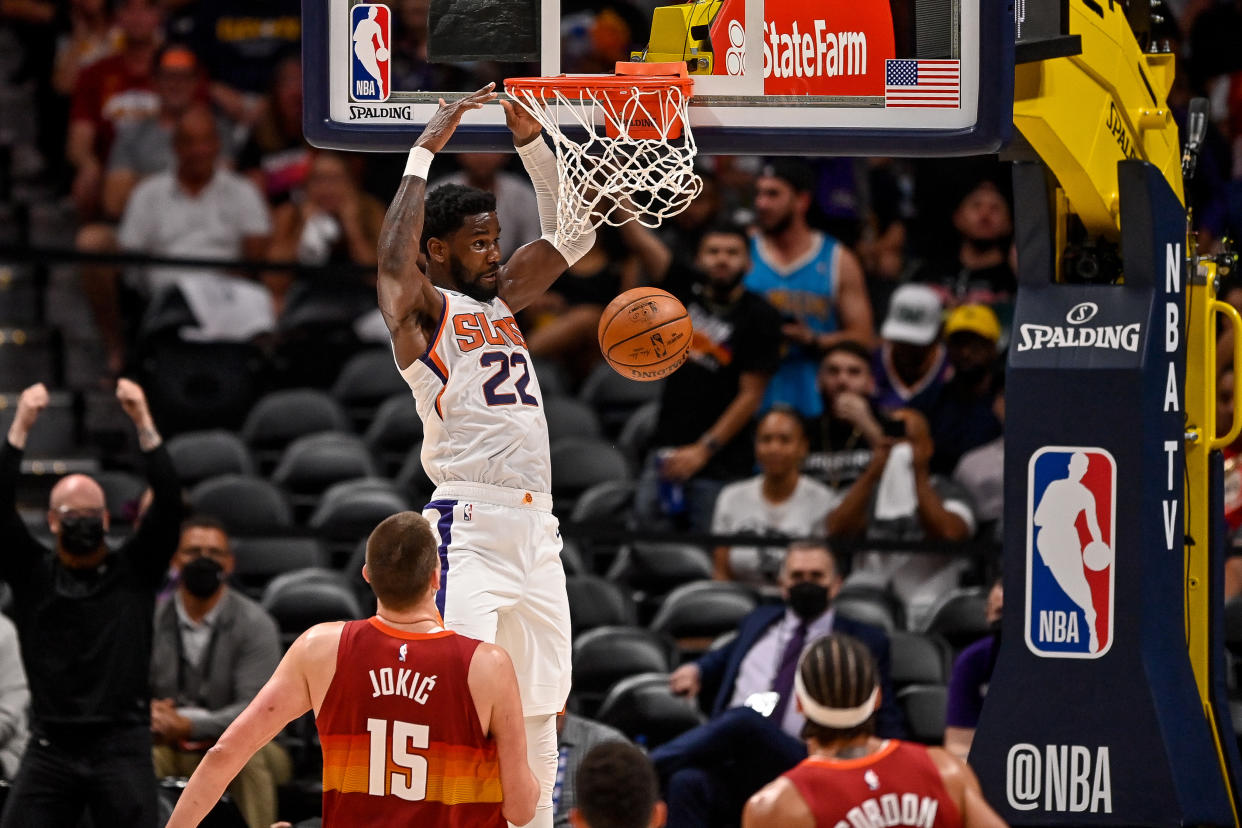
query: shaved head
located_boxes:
[49,475,106,512]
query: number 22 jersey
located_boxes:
[317,618,504,827]
[398,288,552,495]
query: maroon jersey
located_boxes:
[784,740,963,828]
[317,618,504,827]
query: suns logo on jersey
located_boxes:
[350,4,391,103]
[1025,447,1115,659]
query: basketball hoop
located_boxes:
[504,63,702,246]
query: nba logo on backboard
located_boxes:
[350,4,390,103]
[1026,446,1115,659]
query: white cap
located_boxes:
[881,284,943,346]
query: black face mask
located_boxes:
[788,581,831,621]
[59,516,105,557]
[180,556,225,599]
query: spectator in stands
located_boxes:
[0,379,181,828]
[624,221,782,533]
[656,173,723,287]
[828,407,976,629]
[572,741,666,828]
[52,0,121,97]
[0,614,30,782]
[926,304,1003,475]
[744,159,875,417]
[943,577,1003,760]
[525,227,642,378]
[658,542,901,827]
[180,2,301,129]
[265,150,384,316]
[555,712,630,828]
[803,341,887,493]
[149,516,290,828]
[236,54,310,205]
[711,408,837,594]
[436,153,541,258]
[914,178,1016,322]
[66,0,163,218]
[953,371,1005,544]
[872,283,950,414]
[116,105,274,345]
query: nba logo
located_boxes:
[350,4,391,102]
[1026,446,1115,659]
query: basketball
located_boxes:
[376,47,390,61]
[1083,540,1112,571]
[598,287,693,381]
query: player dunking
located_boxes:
[165,512,537,827]
[743,634,1006,828]
[1032,451,1102,653]
[376,84,597,828]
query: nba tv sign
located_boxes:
[351,4,391,102]
[1025,447,1115,658]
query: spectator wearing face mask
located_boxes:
[149,516,290,828]
[0,380,182,828]
[656,543,902,828]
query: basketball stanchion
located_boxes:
[504,62,703,247]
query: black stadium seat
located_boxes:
[888,631,951,689]
[242,389,352,471]
[566,574,637,636]
[896,684,948,744]
[595,672,705,749]
[331,349,411,428]
[230,537,329,600]
[578,363,663,434]
[190,475,293,535]
[166,429,255,488]
[648,580,758,658]
[550,438,630,510]
[309,478,410,553]
[363,393,422,476]
[544,397,603,443]
[572,626,677,718]
[271,433,377,513]
[262,569,364,647]
[923,587,990,652]
[609,542,713,597]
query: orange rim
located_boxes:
[505,61,693,101]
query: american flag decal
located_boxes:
[884,59,961,108]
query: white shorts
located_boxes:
[423,482,571,716]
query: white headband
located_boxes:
[794,671,880,728]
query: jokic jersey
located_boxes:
[398,288,552,494]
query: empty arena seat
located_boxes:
[578,363,664,434]
[271,433,377,513]
[230,537,329,600]
[544,397,602,443]
[569,479,635,526]
[166,429,256,487]
[0,389,76,457]
[617,400,660,469]
[572,626,677,718]
[609,542,713,596]
[888,631,951,689]
[241,389,352,470]
[566,574,637,635]
[530,357,569,399]
[923,587,990,652]
[833,583,906,632]
[309,478,410,549]
[394,443,434,503]
[190,475,294,535]
[896,684,948,744]
[648,580,758,658]
[140,340,263,434]
[595,672,705,750]
[331,349,411,428]
[550,438,631,509]
[262,569,363,646]
[363,393,422,477]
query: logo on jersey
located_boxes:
[350,4,391,103]
[1026,447,1115,658]
[398,642,407,662]
[463,503,473,522]
[865,769,880,790]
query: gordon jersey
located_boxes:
[318,618,504,827]
[398,288,552,494]
[783,741,962,828]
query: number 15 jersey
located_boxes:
[398,288,552,495]
[318,618,505,827]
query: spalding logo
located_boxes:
[1066,302,1099,324]
[624,349,689,380]
[628,301,660,322]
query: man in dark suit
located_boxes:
[656,542,903,828]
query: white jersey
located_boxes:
[397,288,553,494]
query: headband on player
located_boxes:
[794,672,880,729]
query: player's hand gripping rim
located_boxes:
[415,83,498,154]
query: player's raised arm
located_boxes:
[378,84,497,368]
[468,641,538,826]
[494,99,597,312]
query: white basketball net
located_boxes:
[506,80,702,247]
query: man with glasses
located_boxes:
[149,516,289,828]
[0,380,182,828]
